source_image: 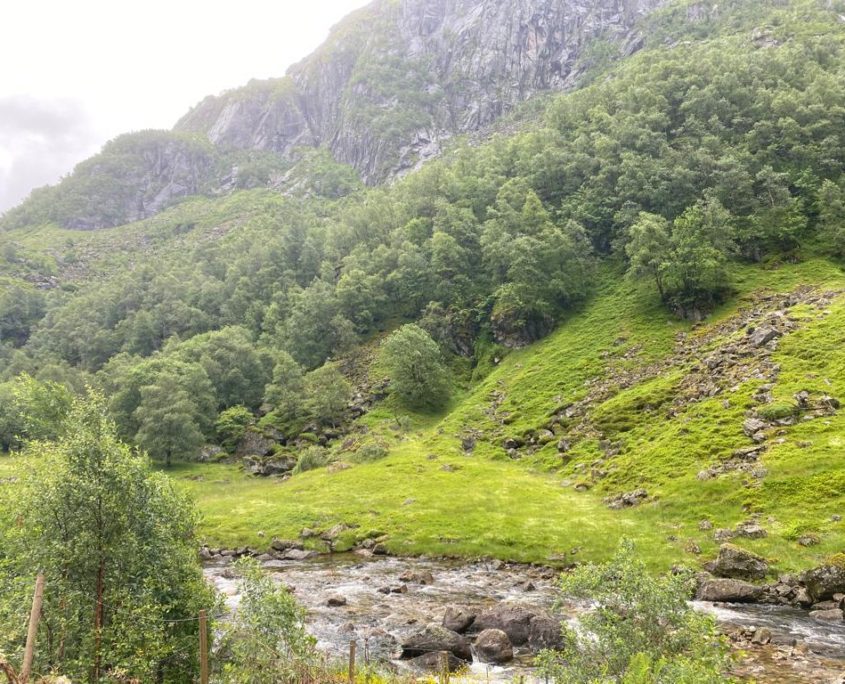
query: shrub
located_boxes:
[293,446,332,474]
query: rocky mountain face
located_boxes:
[177,0,667,184]
[2,0,667,230]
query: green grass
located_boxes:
[3,258,844,572]
[154,258,845,572]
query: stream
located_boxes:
[204,555,845,683]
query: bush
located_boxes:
[215,405,254,453]
[537,539,731,684]
[350,441,389,463]
[292,446,333,474]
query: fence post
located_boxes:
[20,573,45,684]
[439,651,449,684]
[199,609,209,684]
[348,640,356,684]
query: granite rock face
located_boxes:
[177,0,667,184]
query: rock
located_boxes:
[699,519,713,531]
[237,431,277,458]
[809,608,844,622]
[714,528,735,542]
[604,488,648,510]
[797,535,819,547]
[321,523,352,541]
[401,624,472,662]
[407,651,465,673]
[461,436,476,452]
[748,324,781,347]
[557,439,571,453]
[743,418,769,439]
[271,538,303,552]
[711,543,768,580]
[443,607,475,634]
[399,570,434,585]
[503,437,524,450]
[281,548,318,561]
[327,595,347,607]
[751,627,772,645]
[734,522,767,539]
[794,587,813,606]
[372,543,389,556]
[390,584,409,594]
[697,578,764,603]
[800,564,845,601]
[810,600,841,612]
[474,629,514,664]
[536,429,555,445]
[472,606,536,646]
[527,615,565,651]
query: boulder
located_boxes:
[271,538,303,552]
[734,522,767,539]
[401,624,472,662]
[281,548,318,561]
[809,608,844,622]
[711,543,768,580]
[697,578,764,603]
[407,651,466,672]
[327,595,347,607]
[800,564,845,601]
[748,324,780,348]
[472,606,535,645]
[742,418,769,439]
[473,629,513,664]
[527,615,565,651]
[443,607,475,634]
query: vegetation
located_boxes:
[538,540,730,683]
[379,324,450,409]
[0,393,214,682]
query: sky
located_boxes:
[0,0,370,213]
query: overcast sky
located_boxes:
[0,0,370,213]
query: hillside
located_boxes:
[2,0,845,578]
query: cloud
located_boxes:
[0,96,102,214]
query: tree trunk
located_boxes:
[165,449,172,468]
[93,559,104,683]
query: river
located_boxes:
[204,555,845,683]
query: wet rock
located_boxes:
[472,606,536,646]
[442,607,475,634]
[527,615,564,651]
[281,548,318,561]
[407,651,466,672]
[697,578,764,603]
[399,570,434,585]
[751,627,772,645]
[810,600,841,611]
[710,543,768,580]
[800,564,845,601]
[474,629,513,664]
[401,624,472,662]
[809,608,844,622]
[327,595,347,607]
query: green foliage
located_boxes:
[817,177,845,256]
[218,557,316,683]
[0,278,45,347]
[0,374,72,451]
[380,324,451,409]
[0,392,214,682]
[537,540,731,684]
[216,405,255,453]
[303,364,351,427]
[292,446,333,474]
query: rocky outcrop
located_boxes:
[177,0,666,185]
[800,564,845,602]
[707,543,769,581]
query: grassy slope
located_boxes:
[168,257,845,572]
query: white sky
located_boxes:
[0,0,370,213]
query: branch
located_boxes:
[0,655,20,684]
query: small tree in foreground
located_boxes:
[218,557,317,683]
[0,392,215,682]
[379,324,450,409]
[537,540,732,684]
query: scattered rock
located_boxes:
[697,578,764,603]
[734,521,767,539]
[748,324,781,348]
[399,570,434,585]
[710,543,768,580]
[474,629,514,664]
[699,519,713,531]
[751,627,772,645]
[442,607,475,634]
[604,488,648,510]
[472,606,535,646]
[327,595,347,607]
[401,624,472,662]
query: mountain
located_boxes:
[1,0,665,231]
[2,0,845,578]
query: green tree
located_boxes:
[625,213,672,301]
[134,370,206,466]
[537,540,730,684]
[0,374,72,451]
[380,324,450,409]
[817,177,845,256]
[302,364,351,427]
[263,351,305,427]
[219,558,316,683]
[215,405,254,454]
[0,392,215,682]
